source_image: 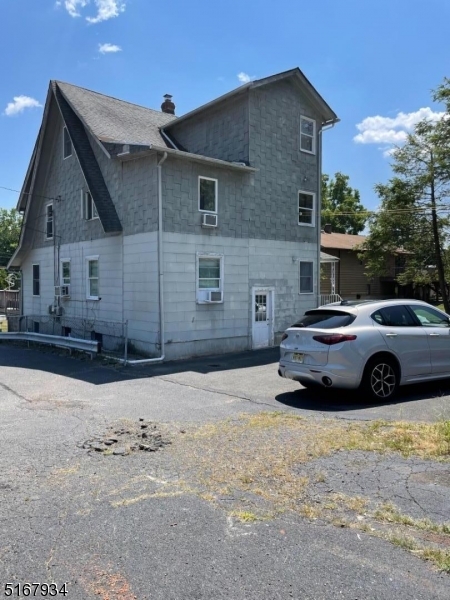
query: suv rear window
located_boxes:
[292,310,356,329]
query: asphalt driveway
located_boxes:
[0,343,449,599]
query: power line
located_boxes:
[0,186,60,202]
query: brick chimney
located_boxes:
[324,224,332,234]
[161,94,175,115]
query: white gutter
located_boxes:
[115,144,257,172]
[121,151,168,366]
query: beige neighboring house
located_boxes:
[320,226,386,303]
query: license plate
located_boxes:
[292,352,304,363]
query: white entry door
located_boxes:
[252,289,274,349]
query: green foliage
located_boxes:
[361,105,450,309]
[321,172,367,234]
[0,208,22,289]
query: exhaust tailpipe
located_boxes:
[322,376,332,387]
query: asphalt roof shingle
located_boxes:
[55,81,176,146]
[321,232,366,251]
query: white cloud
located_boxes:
[98,43,122,54]
[354,107,445,146]
[62,0,125,23]
[64,0,88,17]
[3,96,43,116]
[86,0,126,23]
[237,72,255,84]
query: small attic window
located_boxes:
[300,116,316,154]
[63,127,72,159]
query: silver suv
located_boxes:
[279,299,450,401]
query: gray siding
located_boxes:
[88,134,159,236]
[168,94,249,163]
[162,79,322,244]
[27,102,104,251]
[161,156,254,238]
[248,79,321,245]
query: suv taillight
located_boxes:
[313,334,357,345]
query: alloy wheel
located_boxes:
[370,363,396,398]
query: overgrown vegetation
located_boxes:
[0,207,22,289]
[171,412,450,572]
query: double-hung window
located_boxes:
[298,191,315,226]
[32,264,40,296]
[63,126,72,159]
[46,203,53,240]
[61,260,71,285]
[300,116,316,154]
[197,254,224,303]
[199,177,218,213]
[299,261,314,294]
[86,257,99,300]
[82,191,98,221]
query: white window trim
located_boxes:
[300,115,316,155]
[32,263,40,297]
[86,255,99,301]
[63,126,72,159]
[299,260,315,295]
[60,258,71,285]
[81,190,99,221]
[196,252,224,304]
[198,176,218,214]
[298,190,316,228]
[45,202,54,240]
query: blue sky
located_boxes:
[1,0,449,212]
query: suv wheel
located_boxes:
[362,357,398,401]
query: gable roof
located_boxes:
[321,232,366,251]
[53,84,122,233]
[55,81,176,146]
[164,68,339,131]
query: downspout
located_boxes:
[317,127,323,307]
[120,151,168,365]
[317,120,336,307]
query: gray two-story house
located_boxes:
[9,68,338,359]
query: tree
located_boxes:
[321,172,367,234]
[361,121,450,312]
[0,208,22,289]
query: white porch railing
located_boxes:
[319,293,343,306]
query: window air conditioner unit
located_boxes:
[54,286,61,297]
[61,285,70,298]
[201,213,218,228]
[55,306,64,317]
[206,291,223,303]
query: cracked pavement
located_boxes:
[0,343,449,599]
